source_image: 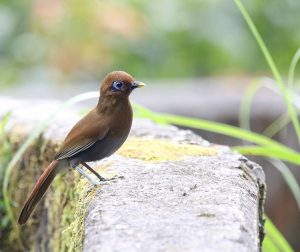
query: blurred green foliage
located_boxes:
[0,111,11,244]
[0,0,299,85]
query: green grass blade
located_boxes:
[239,78,299,138]
[234,145,300,166]
[239,78,263,131]
[234,0,300,145]
[156,112,296,153]
[268,159,300,210]
[0,111,11,134]
[238,78,291,138]
[0,111,12,159]
[263,216,294,252]
[3,91,99,226]
[133,105,300,169]
[263,113,290,138]
[263,236,281,252]
[288,48,300,89]
[0,111,12,178]
[132,102,168,124]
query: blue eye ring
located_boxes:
[111,80,124,91]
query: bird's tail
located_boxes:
[18,160,59,225]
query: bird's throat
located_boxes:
[97,95,129,115]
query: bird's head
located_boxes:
[100,71,145,97]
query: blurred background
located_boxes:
[0,0,299,86]
[0,0,300,250]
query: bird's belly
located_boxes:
[70,135,127,164]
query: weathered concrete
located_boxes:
[0,97,265,252]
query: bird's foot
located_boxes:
[85,174,124,193]
[100,174,124,182]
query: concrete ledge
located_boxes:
[0,97,265,252]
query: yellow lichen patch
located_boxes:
[118,137,220,162]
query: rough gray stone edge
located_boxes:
[238,156,266,249]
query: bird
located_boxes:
[18,71,145,225]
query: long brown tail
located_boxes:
[18,160,59,225]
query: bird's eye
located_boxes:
[111,81,124,91]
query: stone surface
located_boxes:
[84,120,265,252]
[0,97,265,252]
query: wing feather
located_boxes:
[55,109,109,160]
[55,139,98,160]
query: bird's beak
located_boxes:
[132,80,146,89]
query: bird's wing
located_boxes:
[55,109,109,160]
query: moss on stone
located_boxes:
[40,138,219,250]
[5,125,97,252]
[6,133,219,251]
[47,172,97,252]
[118,137,219,162]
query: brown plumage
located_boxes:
[18,71,145,225]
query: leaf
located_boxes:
[263,217,294,252]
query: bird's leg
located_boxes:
[81,162,118,182]
[74,165,99,186]
[81,162,106,181]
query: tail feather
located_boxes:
[18,160,59,225]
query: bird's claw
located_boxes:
[85,175,124,192]
[101,174,124,182]
[99,172,124,181]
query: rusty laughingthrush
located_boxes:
[18,71,145,225]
